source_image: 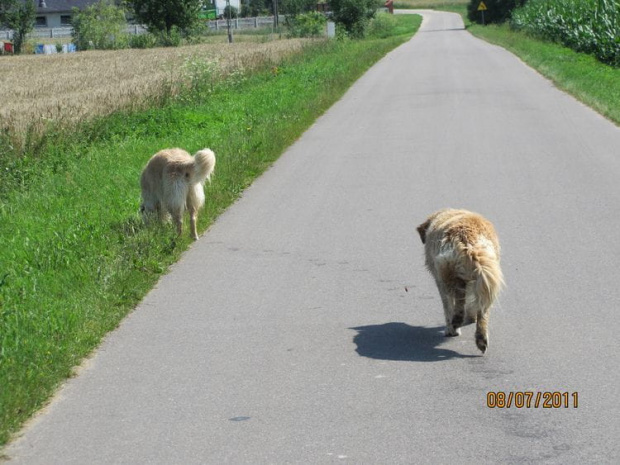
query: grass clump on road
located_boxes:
[0,14,422,447]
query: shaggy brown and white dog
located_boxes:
[140,148,216,240]
[417,209,504,353]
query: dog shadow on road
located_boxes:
[350,322,479,362]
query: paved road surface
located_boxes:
[4,10,620,464]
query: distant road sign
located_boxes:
[478,1,487,11]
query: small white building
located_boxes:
[30,0,96,29]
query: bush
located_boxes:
[130,0,202,35]
[281,0,317,16]
[155,26,182,47]
[240,4,269,18]
[368,12,397,38]
[467,0,528,25]
[71,1,129,50]
[328,0,382,38]
[287,11,327,37]
[129,32,158,49]
[223,5,239,19]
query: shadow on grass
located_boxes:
[350,322,479,362]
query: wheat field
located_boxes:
[0,38,309,146]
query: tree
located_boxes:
[328,0,381,38]
[280,0,316,17]
[130,0,202,35]
[71,1,129,50]
[240,0,273,17]
[223,5,238,19]
[467,0,528,25]
[281,0,315,32]
[0,0,36,54]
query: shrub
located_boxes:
[223,5,239,19]
[368,12,397,38]
[155,26,182,47]
[240,2,270,18]
[129,32,158,49]
[130,0,202,35]
[328,0,382,38]
[287,11,327,38]
[281,0,317,16]
[467,0,528,25]
[71,1,129,50]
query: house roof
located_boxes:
[29,0,100,15]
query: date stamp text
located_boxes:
[487,391,578,409]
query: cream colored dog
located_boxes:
[417,209,504,353]
[140,148,216,240]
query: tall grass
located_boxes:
[0,14,422,447]
[511,0,620,66]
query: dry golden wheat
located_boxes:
[0,39,310,148]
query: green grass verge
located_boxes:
[466,23,620,126]
[0,14,422,447]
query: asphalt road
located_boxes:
[5,10,620,465]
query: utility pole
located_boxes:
[226,0,233,43]
[272,0,278,29]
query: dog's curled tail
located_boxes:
[470,245,504,311]
[193,148,216,183]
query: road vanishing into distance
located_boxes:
[4,10,620,465]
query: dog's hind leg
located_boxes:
[187,183,205,240]
[140,189,160,223]
[163,177,188,237]
[165,193,184,236]
[168,210,182,236]
[437,267,465,337]
[188,208,198,240]
[475,308,490,354]
[450,278,467,333]
[435,279,460,337]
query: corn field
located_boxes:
[511,0,620,66]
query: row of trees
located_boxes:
[0,0,383,54]
[466,0,528,25]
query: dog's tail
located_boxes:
[470,244,504,311]
[193,149,216,184]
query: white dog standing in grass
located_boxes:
[140,148,216,240]
[417,209,504,353]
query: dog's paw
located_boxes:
[445,327,461,337]
[475,333,488,353]
[451,314,464,329]
[463,315,476,326]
